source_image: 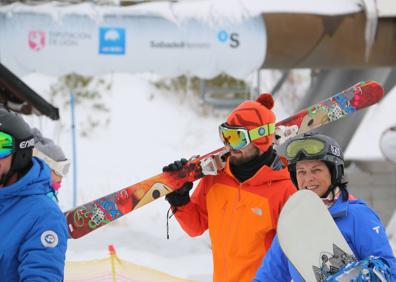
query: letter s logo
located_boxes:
[230,33,240,48]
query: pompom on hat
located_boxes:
[226,93,276,152]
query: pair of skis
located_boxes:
[65,80,384,240]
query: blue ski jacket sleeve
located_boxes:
[17,201,68,281]
[252,197,396,282]
[252,236,292,282]
[0,158,68,282]
[341,199,396,281]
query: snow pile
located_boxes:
[0,0,363,25]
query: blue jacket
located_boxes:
[0,157,68,282]
[253,196,396,281]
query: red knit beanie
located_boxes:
[226,93,275,152]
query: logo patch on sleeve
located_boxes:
[40,230,59,248]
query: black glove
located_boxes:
[165,182,193,207]
[162,158,188,172]
[163,158,193,207]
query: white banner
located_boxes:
[0,4,266,78]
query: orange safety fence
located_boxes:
[64,245,195,282]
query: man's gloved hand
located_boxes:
[163,158,193,207]
[165,182,193,207]
[162,158,188,172]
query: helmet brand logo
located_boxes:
[330,145,341,157]
[19,138,35,149]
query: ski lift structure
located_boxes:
[0,63,59,120]
[199,70,290,108]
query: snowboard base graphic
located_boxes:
[277,190,357,281]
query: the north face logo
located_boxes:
[251,207,263,216]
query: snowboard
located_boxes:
[277,190,358,281]
[65,80,384,239]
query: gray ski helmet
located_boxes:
[285,133,344,188]
[0,107,34,172]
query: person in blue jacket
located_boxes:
[0,108,68,281]
[253,133,396,282]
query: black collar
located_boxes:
[230,146,276,183]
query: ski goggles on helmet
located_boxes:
[218,122,275,150]
[285,137,327,162]
[0,131,15,159]
[33,148,71,177]
[0,130,35,159]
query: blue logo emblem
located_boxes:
[99,27,126,55]
[216,30,240,48]
[258,127,266,136]
[217,30,228,43]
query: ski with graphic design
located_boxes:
[277,190,358,281]
[65,81,384,239]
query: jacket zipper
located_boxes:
[221,183,242,282]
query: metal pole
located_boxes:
[250,70,261,100]
[70,91,77,207]
[256,69,261,96]
[199,79,206,103]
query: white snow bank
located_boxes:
[0,0,363,25]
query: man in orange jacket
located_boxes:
[164,93,296,282]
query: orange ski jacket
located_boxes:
[174,157,296,282]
